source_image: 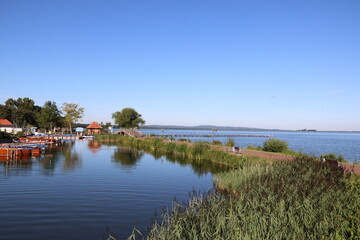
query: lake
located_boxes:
[142,129,360,163]
[0,140,218,240]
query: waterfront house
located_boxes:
[86,122,103,135]
[0,119,14,133]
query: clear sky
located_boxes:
[1,0,359,131]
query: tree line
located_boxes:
[0,97,146,133]
[0,97,84,132]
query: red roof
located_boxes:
[0,119,13,126]
[86,122,103,129]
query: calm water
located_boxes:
[0,140,218,240]
[142,129,360,163]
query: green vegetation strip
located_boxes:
[95,135,265,168]
[95,135,360,240]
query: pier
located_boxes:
[153,134,272,138]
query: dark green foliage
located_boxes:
[112,108,145,129]
[36,101,62,130]
[0,97,40,127]
[263,138,288,152]
[0,131,11,139]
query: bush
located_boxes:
[247,145,256,150]
[321,153,348,163]
[263,138,288,153]
[212,140,222,146]
[178,138,191,142]
[225,138,235,147]
[165,142,177,154]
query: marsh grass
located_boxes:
[128,156,359,240]
[95,135,263,168]
[96,135,359,239]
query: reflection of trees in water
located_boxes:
[164,153,229,176]
[111,147,144,169]
[43,141,82,172]
[140,149,229,176]
[0,156,34,177]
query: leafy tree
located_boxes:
[61,103,84,133]
[100,121,112,133]
[0,97,40,127]
[37,101,62,131]
[112,108,145,129]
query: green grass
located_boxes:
[128,156,360,240]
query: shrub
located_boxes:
[247,145,256,150]
[225,138,235,147]
[150,138,163,151]
[176,143,188,156]
[165,142,177,154]
[178,138,191,142]
[191,142,210,160]
[321,153,348,163]
[212,140,222,146]
[263,138,288,153]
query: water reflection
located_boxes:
[60,141,82,171]
[164,153,229,176]
[101,142,229,176]
[40,141,82,173]
[0,156,34,177]
[111,146,144,169]
[88,140,101,153]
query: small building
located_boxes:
[0,119,14,133]
[86,122,103,135]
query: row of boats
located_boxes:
[0,137,60,160]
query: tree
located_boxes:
[61,103,84,133]
[112,108,145,129]
[0,97,40,127]
[100,121,112,133]
[37,101,62,131]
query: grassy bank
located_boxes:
[95,135,359,239]
[129,156,360,240]
[95,134,265,168]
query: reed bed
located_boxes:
[128,156,359,240]
[95,135,264,168]
[96,135,359,239]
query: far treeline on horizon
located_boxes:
[0,97,359,133]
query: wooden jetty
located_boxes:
[153,134,272,138]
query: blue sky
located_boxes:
[1,0,359,131]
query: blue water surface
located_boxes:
[0,141,213,240]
